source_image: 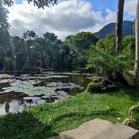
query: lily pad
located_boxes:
[3,80,55,96]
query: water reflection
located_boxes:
[5,102,10,113]
[0,72,92,115]
[0,100,24,115]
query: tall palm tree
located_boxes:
[134,0,139,86]
[116,0,125,54]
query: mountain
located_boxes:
[94,21,134,39]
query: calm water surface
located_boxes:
[0,72,91,115]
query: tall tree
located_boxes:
[22,30,37,69]
[3,0,13,6]
[0,0,9,30]
[134,0,139,86]
[23,30,37,40]
[116,0,125,54]
[0,0,11,71]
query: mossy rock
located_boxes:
[87,79,118,93]
[86,81,102,92]
[123,71,135,86]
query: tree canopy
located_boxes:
[3,0,57,8]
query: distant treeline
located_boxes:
[0,30,99,73]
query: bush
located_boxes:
[0,111,52,139]
[86,44,134,80]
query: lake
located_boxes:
[0,72,92,115]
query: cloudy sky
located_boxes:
[7,0,137,40]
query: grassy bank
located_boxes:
[0,88,139,139]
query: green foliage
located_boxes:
[26,0,57,8]
[0,0,10,40]
[71,32,99,50]
[86,79,118,93]
[0,111,52,139]
[87,34,134,79]
[122,35,135,52]
[28,88,139,132]
[63,32,99,70]
[23,30,37,40]
[3,0,13,6]
[3,56,13,71]
[96,33,115,49]
[0,25,135,74]
[130,105,139,122]
[0,1,9,30]
[86,81,96,92]
[0,1,11,71]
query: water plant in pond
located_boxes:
[4,80,56,96]
[0,72,91,114]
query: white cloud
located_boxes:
[123,0,137,21]
[8,0,104,39]
[124,0,137,17]
[8,0,136,40]
[104,9,116,24]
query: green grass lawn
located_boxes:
[0,88,139,139]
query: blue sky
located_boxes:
[86,0,118,17]
[15,0,23,4]
[86,0,117,11]
[9,0,136,39]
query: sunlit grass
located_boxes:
[0,88,139,138]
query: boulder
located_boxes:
[59,118,113,139]
[91,123,139,139]
[48,118,139,139]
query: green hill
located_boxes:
[94,21,134,39]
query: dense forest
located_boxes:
[0,26,135,75]
[0,0,136,79]
[0,29,99,73]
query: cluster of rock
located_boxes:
[23,91,70,108]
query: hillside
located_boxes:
[94,21,134,39]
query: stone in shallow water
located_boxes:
[46,82,78,90]
[41,93,54,99]
[42,94,58,102]
[37,99,46,104]
[23,96,41,104]
[41,91,70,103]
[3,89,15,94]
[0,80,10,91]
[56,91,70,99]
[0,74,15,79]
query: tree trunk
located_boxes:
[134,0,139,87]
[116,0,125,54]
